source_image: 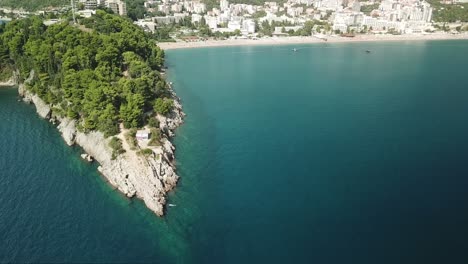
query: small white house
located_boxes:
[136,130,151,140]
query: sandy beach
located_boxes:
[158,33,468,50]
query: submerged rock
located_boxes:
[80,154,94,162]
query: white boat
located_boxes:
[168,204,177,207]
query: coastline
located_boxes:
[0,74,18,87]
[14,72,184,217]
[158,32,468,50]
[0,80,15,87]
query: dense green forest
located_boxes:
[0,0,66,10]
[0,11,171,137]
[360,4,379,15]
[428,0,468,22]
[123,0,147,21]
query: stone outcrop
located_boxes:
[17,71,52,119]
[18,74,184,216]
[0,70,19,87]
[158,90,185,137]
[58,118,77,146]
[0,77,16,87]
[30,93,52,119]
[80,153,94,162]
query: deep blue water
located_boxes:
[1,40,468,263]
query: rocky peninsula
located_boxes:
[0,12,186,216]
[10,72,184,217]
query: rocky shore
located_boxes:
[0,71,18,87]
[16,73,184,216]
[0,78,16,87]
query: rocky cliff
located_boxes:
[0,70,19,87]
[0,77,16,87]
[18,74,184,216]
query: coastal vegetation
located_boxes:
[361,4,379,15]
[123,0,147,21]
[154,97,174,115]
[428,0,468,22]
[109,137,125,160]
[0,0,66,11]
[0,11,173,140]
[148,128,161,146]
[139,148,153,156]
[124,129,138,150]
[0,26,13,81]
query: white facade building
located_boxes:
[242,19,256,33]
[220,0,230,11]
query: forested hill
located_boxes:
[0,11,171,137]
[0,0,66,10]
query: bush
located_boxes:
[0,66,12,82]
[147,116,160,128]
[148,128,161,146]
[109,137,125,159]
[154,98,174,116]
[140,148,153,156]
[124,128,138,150]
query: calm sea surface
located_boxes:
[1,40,468,263]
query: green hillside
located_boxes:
[0,0,67,10]
[0,11,169,137]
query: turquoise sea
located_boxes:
[1,40,468,263]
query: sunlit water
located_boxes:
[1,40,468,263]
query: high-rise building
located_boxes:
[220,0,229,11]
[105,0,127,16]
[85,0,97,10]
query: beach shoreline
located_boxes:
[158,33,468,50]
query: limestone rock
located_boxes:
[17,71,184,217]
[80,154,94,162]
[58,118,77,146]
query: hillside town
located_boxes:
[133,0,468,39]
[132,0,445,37]
[1,0,468,41]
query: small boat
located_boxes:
[292,48,298,52]
[365,50,371,53]
[168,204,177,207]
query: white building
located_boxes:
[136,130,151,140]
[228,20,241,30]
[84,0,98,10]
[194,3,207,14]
[274,26,302,34]
[205,15,218,29]
[287,7,304,17]
[220,0,229,11]
[135,19,157,32]
[315,0,344,10]
[105,0,127,16]
[77,9,96,18]
[158,4,170,14]
[242,19,256,33]
[171,4,183,13]
[192,13,202,23]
